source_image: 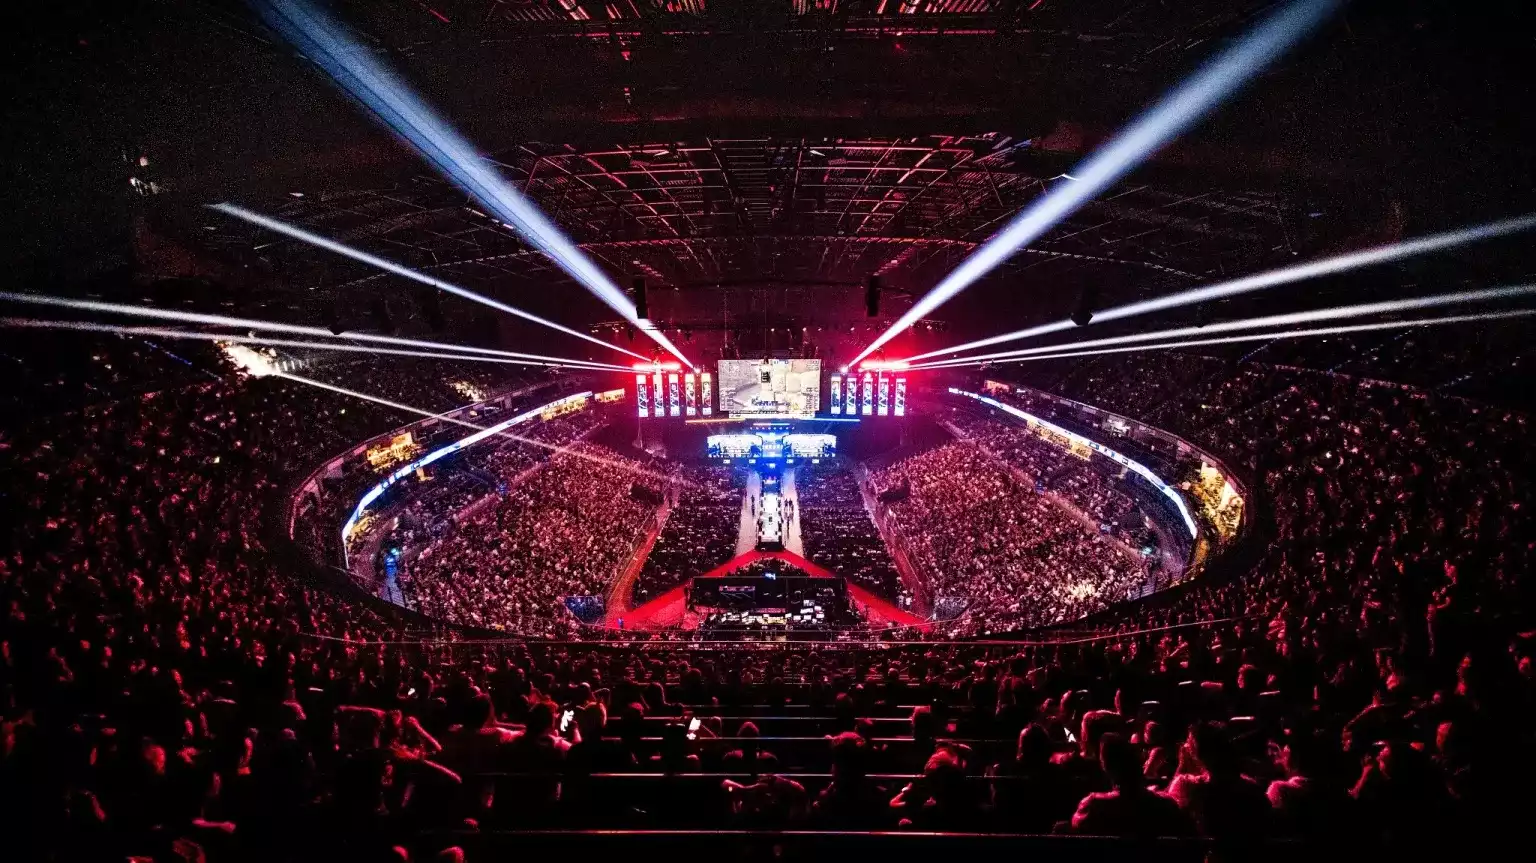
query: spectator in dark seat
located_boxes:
[494,700,569,824]
[722,773,808,828]
[648,722,701,774]
[721,721,778,773]
[1267,731,1352,839]
[1070,733,1193,837]
[1350,739,1452,844]
[891,748,985,831]
[990,723,1076,832]
[439,695,515,772]
[813,732,890,828]
[565,703,635,776]
[506,700,572,769]
[1168,722,1271,840]
[643,682,678,717]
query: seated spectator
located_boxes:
[1167,722,1271,840]
[813,732,890,829]
[721,721,778,773]
[1267,730,1352,839]
[990,724,1077,833]
[440,695,516,771]
[891,748,986,831]
[1070,734,1193,837]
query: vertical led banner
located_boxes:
[636,374,649,417]
[829,375,842,415]
[861,373,874,416]
[877,374,890,416]
[651,371,663,417]
[700,371,713,416]
[684,373,698,416]
[894,377,907,416]
[845,377,858,414]
[667,373,681,417]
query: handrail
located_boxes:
[292,612,1257,647]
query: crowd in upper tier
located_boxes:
[367,412,602,583]
[630,465,742,605]
[397,442,663,636]
[794,464,910,606]
[949,411,1141,527]
[940,409,1162,556]
[872,440,1149,635]
[2,332,1535,860]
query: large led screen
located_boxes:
[717,359,822,418]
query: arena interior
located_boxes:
[4,1,1536,860]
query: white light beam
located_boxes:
[273,371,691,487]
[910,309,1536,369]
[905,284,1536,367]
[0,291,623,368]
[849,0,1342,366]
[254,0,694,368]
[906,215,1536,362]
[0,318,631,371]
[211,202,649,361]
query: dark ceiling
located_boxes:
[7,1,1536,363]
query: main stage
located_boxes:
[610,548,926,632]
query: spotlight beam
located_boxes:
[0,319,631,371]
[271,371,691,488]
[906,215,1536,362]
[208,203,648,362]
[254,0,694,369]
[909,309,1536,370]
[848,0,1342,366]
[905,284,1536,368]
[0,291,621,368]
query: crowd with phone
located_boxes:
[2,340,1535,860]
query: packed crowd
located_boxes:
[630,465,741,605]
[398,442,663,636]
[368,412,601,576]
[795,464,909,606]
[2,331,1535,858]
[949,410,1142,530]
[288,363,564,567]
[872,441,1149,634]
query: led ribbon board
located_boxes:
[343,391,592,543]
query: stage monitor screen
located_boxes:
[717,359,822,418]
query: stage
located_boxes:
[608,548,927,633]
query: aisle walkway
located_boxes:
[781,467,805,557]
[602,502,671,626]
[735,470,760,556]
